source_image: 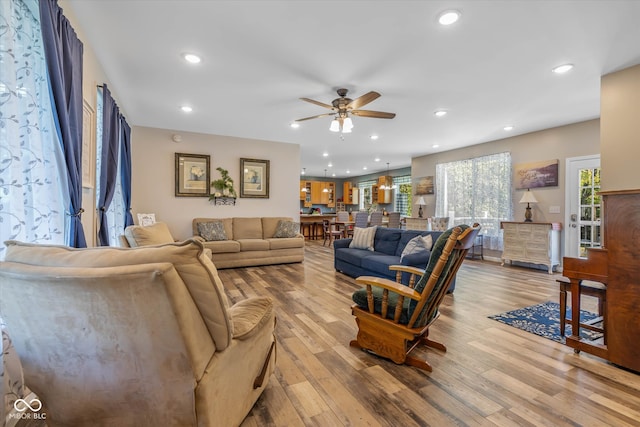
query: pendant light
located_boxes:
[323,169,329,192]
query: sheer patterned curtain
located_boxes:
[0,0,68,260]
[435,152,512,250]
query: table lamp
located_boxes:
[519,189,538,222]
[415,196,426,218]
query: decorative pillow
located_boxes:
[197,221,227,241]
[400,234,433,261]
[273,220,300,238]
[349,226,377,251]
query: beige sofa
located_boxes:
[192,217,304,268]
[0,239,276,426]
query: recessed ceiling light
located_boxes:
[363,166,368,170]
[290,122,300,128]
[434,110,447,117]
[332,173,336,177]
[432,144,440,148]
[328,162,333,167]
[183,53,201,64]
[180,105,193,113]
[438,10,461,26]
[374,157,381,162]
[370,135,379,140]
[323,152,329,157]
[552,64,574,74]
[346,170,351,174]
[504,125,514,131]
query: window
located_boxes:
[393,176,412,216]
[435,152,512,250]
[358,180,376,211]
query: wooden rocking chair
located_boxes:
[349,223,481,371]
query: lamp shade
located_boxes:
[415,196,427,205]
[519,190,538,204]
[329,119,340,132]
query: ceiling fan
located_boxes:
[295,88,396,133]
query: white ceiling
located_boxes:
[66,0,640,178]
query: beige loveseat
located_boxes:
[192,217,304,268]
[0,239,276,426]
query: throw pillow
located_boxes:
[197,221,227,241]
[273,220,300,238]
[349,226,377,251]
[400,234,433,261]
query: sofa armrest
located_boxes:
[192,235,205,243]
[333,238,352,249]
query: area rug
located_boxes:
[488,301,602,343]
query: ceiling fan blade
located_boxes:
[347,91,380,110]
[351,110,396,119]
[300,97,335,110]
[295,113,336,122]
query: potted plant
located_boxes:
[209,167,237,199]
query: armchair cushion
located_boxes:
[197,221,228,241]
[352,285,410,324]
[124,221,174,247]
[228,297,274,340]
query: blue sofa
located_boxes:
[334,227,456,292]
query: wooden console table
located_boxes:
[500,221,561,274]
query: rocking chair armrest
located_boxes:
[387,265,426,276]
[355,276,422,300]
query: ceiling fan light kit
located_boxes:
[296,88,395,134]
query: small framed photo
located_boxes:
[240,158,269,198]
[175,153,210,197]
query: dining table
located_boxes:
[333,217,389,237]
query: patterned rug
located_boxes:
[488,301,602,343]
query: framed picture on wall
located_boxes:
[240,158,269,198]
[175,153,210,197]
[515,159,559,189]
[414,176,434,195]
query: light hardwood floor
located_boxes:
[218,240,640,427]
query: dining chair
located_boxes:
[387,212,401,228]
[322,219,343,246]
[369,211,383,227]
[336,211,353,238]
[354,212,369,228]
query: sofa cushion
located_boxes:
[262,217,293,239]
[202,240,241,254]
[266,237,304,250]
[124,222,174,247]
[400,234,433,261]
[350,226,377,251]
[335,248,387,268]
[233,217,263,239]
[3,239,233,351]
[272,220,300,238]
[237,239,270,251]
[361,255,401,277]
[197,221,227,241]
[373,227,402,255]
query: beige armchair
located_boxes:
[0,239,276,426]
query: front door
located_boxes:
[565,155,601,258]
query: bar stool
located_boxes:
[557,277,606,342]
[300,222,312,239]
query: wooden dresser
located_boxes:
[500,221,561,274]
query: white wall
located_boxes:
[411,119,600,223]
[131,126,301,240]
